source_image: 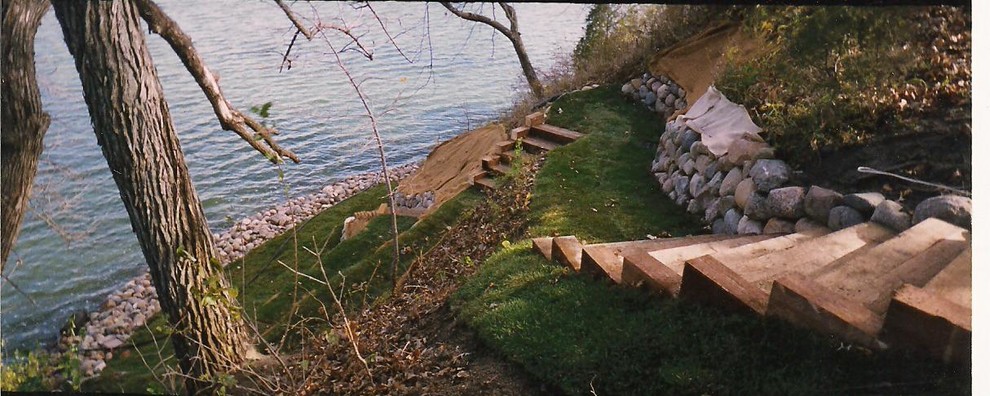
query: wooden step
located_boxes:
[510,127,529,140]
[524,112,545,127]
[487,163,511,176]
[726,222,896,292]
[482,155,501,169]
[581,234,736,283]
[622,250,682,296]
[680,255,770,314]
[531,124,584,144]
[647,234,776,275]
[865,238,969,313]
[474,176,496,190]
[531,237,553,260]
[521,135,561,153]
[708,226,830,264]
[766,273,883,348]
[811,218,968,309]
[551,236,583,271]
[881,283,971,364]
[921,246,972,310]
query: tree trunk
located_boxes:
[1,0,52,271]
[50,1,250,392]
[507,30,543,98]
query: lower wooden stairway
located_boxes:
[469,112,584,190]
[531,217,971,363]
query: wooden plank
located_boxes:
[813,218,967,304]
[474,176,495,190]
[580,234,736,283]
[729,222,895,289]
[532,124,583,143]
[881,284,971,364]
[510,127,529,140]
[622,250,681,296]
[922,247,972,310]
[521,135,560,153]
[648,234,775,275]
[524,112,545,127]
[531,237,553,261]
[708,226,829,265]
[680,255,769,315]
[551,236,583,272]
[766,273,883,348]
[865,239,970,313]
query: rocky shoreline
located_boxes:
[57,163,420,377]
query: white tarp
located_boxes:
[677,86,763,157]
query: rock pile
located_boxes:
[652,117,972,236]
[59,163,421,378]
[394,190,436,211]
[621,72,689,120]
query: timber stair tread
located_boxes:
[521,135,561,153]
[471,114,583,192]
[531,124,584,144]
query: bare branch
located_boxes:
[365,2,413,63]
[274,0,313,39]
[133,0,299,164]
[440,2,513,39]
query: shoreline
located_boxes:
[56,163,420,377]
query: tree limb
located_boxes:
[439,2,513,39]
[133,0,299,164]
[274,0,313,40]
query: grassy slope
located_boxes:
[452,86,969,395]
[84,186,483,393]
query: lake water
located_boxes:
[1,1,589,352]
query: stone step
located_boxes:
[531,237,553,260]
[727,222,896,292]
[707,225,830,264]
[551,236,583,271]
[582,234,736,283]
[647,234,776,275]
[521,135,561,154]
[765,273,883,348]
[531,124,584,144]
[811,218,968,309]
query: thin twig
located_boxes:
[274,0,313,39]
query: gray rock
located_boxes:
[639,85,649,97]
[843,192,886,214]
[712,218,730,235]
[665,93,676,106]
[719,167,743,196]
[644,92,657,106]
[767,186,806,219]
[705,196,736,224]
[734,178,756,209]
[689,173,707,197]
[662,177,675,193]
[674,175,690,197]
[742,160,754,178]
[680,129,701,153]
[694,155,712,174]
[749,159,791,192]
[621,83,634,94]
[665,140,677,158]
[675,99,687,110]
[705,171,724,192]
[681,159,696,176]
[763,218,796,234]
[725,138,770,166]
[737,215,764,235]
[690,141,705,157]
[804,186,843,224]
[687,198,704,214]
[675,194,689,206]
[913,195,972,228]
[655,100,667,113]
[677,152,691,169]
[794,217,825,233]
[828,206,866,230]
[657,84,670,98]
[655,172,669,186]
[872,200,912,232]
[743,192,773,221]
[704,160,721,180]
[723,209,742,235]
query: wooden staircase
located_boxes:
[531,217,971,363]
[469,112,584,190]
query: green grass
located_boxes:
[453,244,969,395]
[452,86,970,395]
[530,85,703,243]
[83,185,484,393]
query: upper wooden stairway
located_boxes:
[469,112,584,190]
[531,217,971,363]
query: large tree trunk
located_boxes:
[50,1,250,392]
[507,30,543,98]
[1,0,52,271]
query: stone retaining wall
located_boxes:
[60,163,420,377]
[622,74,971,237]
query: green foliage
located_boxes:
[717,6,963,167]
[532,85,703,243]
[250,101,274,119]
[1,345,81,392]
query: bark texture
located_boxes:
[441,2,544,98]
[1,0,51,271]
[51,1,249,392]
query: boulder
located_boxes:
[631,78,642,90]
[749,159,791,192]
[674,175,690,197]
[712,218,730,235]
[827,206,866,230]
[705,171,724,192]
[655,100,667,113]
[725,138,770,166]
[662,177,675,193]
[704,161,721,179]
[689,173,707,197]
[803,186,843,224]
[677,152,691,169]
[842,192,885,214]
[763,218,796,234]
[705,196,737,223]
[734,178,756,208]
[743,192,773,221]
[680,129,701,153]
[693,154,711,174]
[687,198,704,214]
[723,209,742,235]
[644,92,657,106]
[912,195,971,228]
[681,159,696,176]
[767,186,806,219]
[719,167,743,197]
[872,200,912,232]
[737,216,764,235]
[795,217,825,232]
